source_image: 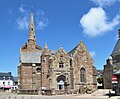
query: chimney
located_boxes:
[8,72,11,75]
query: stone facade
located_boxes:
[103,29,120,95]
[103,58,113,89]
[18,13,97,95]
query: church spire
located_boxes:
[28,12,36,44]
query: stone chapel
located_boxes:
[18,13,97,95]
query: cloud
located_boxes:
[16,4,29,30]
[90,51,96,58]
[16,16,29,30]
[36,18,48,30]
[90,0,120,7]
[80,7,120,37]
[19,4,26,13]
[37,19,48,30]
[16,5,48,30]
[36,10,45,16]
[36,10,48,30]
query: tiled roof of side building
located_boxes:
[111,39,120,56]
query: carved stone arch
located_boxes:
[56,75,66,82]
[56,75,66,90]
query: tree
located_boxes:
[97,76,103,84]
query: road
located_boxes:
[0,89,119,99]
[0,95,108,99]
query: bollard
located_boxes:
[31,96,33,99]
[14,96,17,99]
[22,96,24,99]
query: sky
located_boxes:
[0,0,120,76]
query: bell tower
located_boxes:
[18,12,42,93]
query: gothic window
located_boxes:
[70,59,72,67]
[80,68,86,82]
[59,63,64,68]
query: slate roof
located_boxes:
[68,44,78,55]
[97,70,103,75]
[0,72,14,80]
[114,69,120,75]
[13,77,18,82]
[50,50,56,55]
[111,39,120,56]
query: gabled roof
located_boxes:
[68,41,91,57]
[111,39,120,56]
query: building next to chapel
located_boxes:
[18,13,97,95]
[103,29,120,95]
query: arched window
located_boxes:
[59,63,64,68]
[80,68,86,82]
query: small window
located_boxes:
[3,76,5,80]
[3,82,5,86]
[8,82,10,85]
[60,56,63,61]
[59,63,64,68]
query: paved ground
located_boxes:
[0,89,120,99]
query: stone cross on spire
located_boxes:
[28,12,36,45]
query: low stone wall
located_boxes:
[19,89,38,95]
[55,90,65,95]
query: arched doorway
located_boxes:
[56,75,66,90]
